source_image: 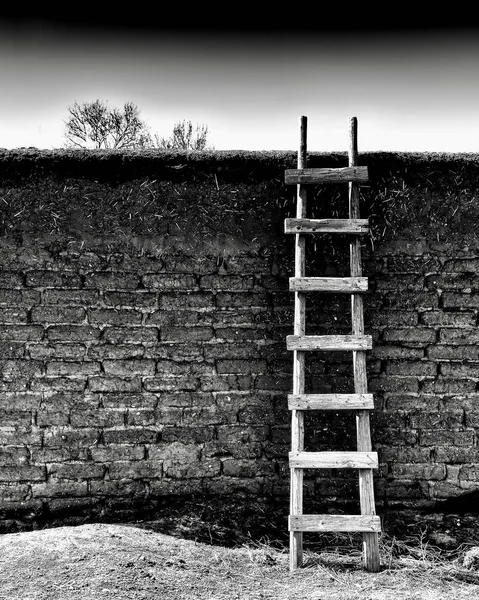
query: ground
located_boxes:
[1,522,479,600]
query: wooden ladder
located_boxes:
[285,116,381,572]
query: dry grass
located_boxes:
[1,524,479,600]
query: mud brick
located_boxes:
[384,394,439,411]
[100,393,158,409]
[0,446,30,466]
[0,408,32,428]
[382,328,436,344]
[222,458,275,477]
[89,445,146,462]
[421,378,476,394]
[214,328,269,343]
[43,289,99,305]
[161,426,215,444]
[146,309,202,327]
[369,375,420,393]
[70,408,125,428]
[199,275,254,291]
[366,310,418,327]
[102,428,160,444]
[444,258,479,273]
[87,344,145,360]
[102,327,158,344]
[31,480,88,498]
[103,291,157,308]
[46,361,100,377]
[47,325,100,342]
[28,343,87,360]
[0,484,30,502]
[385,361,437,377]
[0,289,40,305]
[88,377,142,393]
[216,292,268,309]
[26,270,81,288]
[42,427,100,447]
[161,326,213,343]
[439,328,479,345]
[440,363,479,378]
[427,345,479,361]
[47,497,100,514]
[48,462,106,480]
[0,359,44,380]
[383,292,438,310]
[442,292,479,309]
[238,404,274,425]
[203,343,261,360]
[159,255,217,275]
[160,292,214,311]
[83,272,140,290]
[420,311,476,327]
[36,410,69,427]
[102,359,155,377]
[31,306,86,324]
[0,466,46,482]
[409,410,464,429]
[126,408,156,426]
[0,325,43,341]
[107,461,163,480]
[30,377,87,394]
[88,308,143,326]
[372,346,424,360]
[142,274,198,291]
[0,307,28,323]
[216,359,267,375]
[88,480,146,497]
[0,271,24,288]
[419,429,474,446]
[377,446,431,463]
[143,376,198,392]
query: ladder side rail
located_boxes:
[290,115,308,571]
[349,116,381,573]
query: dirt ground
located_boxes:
[1,523,479,600]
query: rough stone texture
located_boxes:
[1,148,479,543]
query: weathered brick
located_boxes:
[222,458,275,477]
[107,460,162,480]
[382,328,436,344]
[440,363,479,379]
[0,271,24,288]
[420,311,476,327]
[0,289,40,305]
[0,360,44,380]
[28,343,87,360]
[421,378,476,394]
[0,307,28,323]
[439,328,479,345]
[366,310,418,327]
[216,292,268,309]
[48,462,106,480]
[142,274,198,291]
[442,292,479,309]
[46,361,100,377]
[31,481,89,498]
[102,428,159,444]
[83,272,140,290]
[427,345,479,361]
[31,306,85,324]
[31,378,87,393]
[89,445,145,462]
[385,360,437,377]
[143,376,198,391]
[161,326,213,342]
[216,359,267,374]
[102,327,158,344]
[70,408,125,428]
[103,291,157,308]
[200,275,254,291]
[0,447,30,466]
[0,325,43,341]
[88,308,143,326]
[47,325,100,342]
[87,344,145,360]
[160,292,214,311]
[88,479,146,497]
[383,292,438,310]
[102,359,156,377]
[88,377,142,393]
[26,270,81,288]
[420,429,474,446]
[0,466,46,482]
[444,258,479,273]
[43,289,99,305]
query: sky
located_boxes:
[1,14,479,153]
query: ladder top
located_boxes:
[285,166,368,185]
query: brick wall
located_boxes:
[1,148,479,542]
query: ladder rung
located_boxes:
[287,334,372,351]
[285,167,369,185]
[284,218,369,235]
[288,393,374,410]
[289,514,381,533]
[290,277,368,293]
[289,451,378,469]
